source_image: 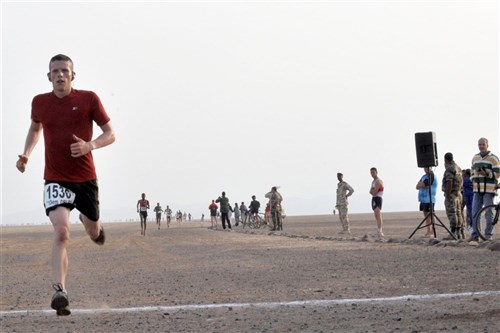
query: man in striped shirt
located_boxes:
[467,138,500,241]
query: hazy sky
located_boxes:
[2,1,499,225]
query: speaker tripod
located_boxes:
[409,169,457,240]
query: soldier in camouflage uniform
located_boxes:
[442,152,464,239]
[335,173,354,234]
[265,186,283,231]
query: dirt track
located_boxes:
[1,212,499,332]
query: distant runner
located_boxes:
[137,193,150,236]
[154,203,163,230]
[165,205,172,227]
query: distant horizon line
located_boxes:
[0,210,445,227]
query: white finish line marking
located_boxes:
[1,291,499,317]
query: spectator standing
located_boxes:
[208,200,219,229]
[335,172,354,234]
[216,192,232,230]
[462,169,474,230]
[468,138,500,241]
[442,152,464,240]
[233,203,241,226]
[248,195,261,218]
[369,167,385,238]
[240,202,248,224]
[416,167,438,237]
[264,203,271,225]
[265,186,283,231]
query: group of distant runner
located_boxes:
[136,193,191,236]
[134,187,284,236]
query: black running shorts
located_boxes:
[371,197,383,211]
[419,202,434,212]
[44,180,100,221]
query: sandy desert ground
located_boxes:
[1,211,499,333]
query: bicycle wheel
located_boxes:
[255,215,263,229]
[247,215,255,229]
[475,204,499,240]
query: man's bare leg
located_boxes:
[80,214,101,240]
[424,214,433,236]
[49,207,71,288]
[374,208,384,236]
[49,206,72,315]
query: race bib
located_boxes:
[44,183,76,209]
[140,207,148,212]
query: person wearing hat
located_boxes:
[335,173,354,234]
[442,152,464,239]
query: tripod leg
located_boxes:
[432,214,457,240]
[409,212,432,239]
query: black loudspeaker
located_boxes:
[415,132,438,167]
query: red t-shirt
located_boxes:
[31,89,111,182]
[138,199,150,211]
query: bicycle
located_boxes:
[242,212,264,229]
[474,189,499,241]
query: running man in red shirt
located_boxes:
[16,54,115,316]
